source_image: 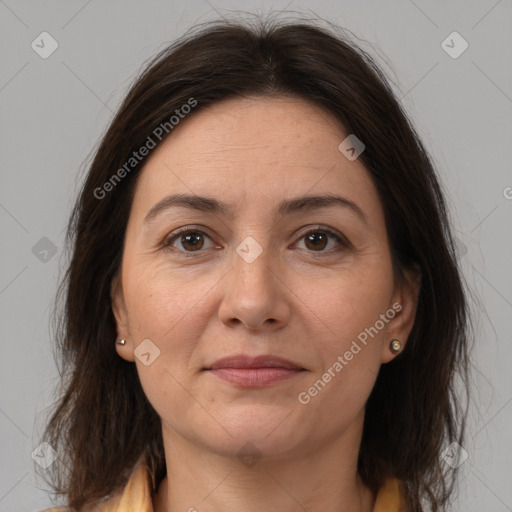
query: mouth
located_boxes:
[203,355,306,388]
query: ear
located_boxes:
[111,273,135,362]
[381,265,421,364]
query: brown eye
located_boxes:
[180,232,204,251]
[296,228,348,253]
[305,231,328,251]
[164,228,217,253]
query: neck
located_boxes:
[153,412,376,512]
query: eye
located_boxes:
[163,227,218,253]
[162,226,349,255]
[294,227,349,253]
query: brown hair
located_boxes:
[40,15,471,512]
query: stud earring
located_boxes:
[116,338,126,346]
[389,339,401,353]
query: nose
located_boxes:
[218,245,291,332]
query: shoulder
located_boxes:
[37,498,121,512]
[36,457,153,512]
[37,506,114,512]
[36,492,127,512]
[374,477,410,512]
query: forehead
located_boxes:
[130,96,383,226]
[158,96,345,167]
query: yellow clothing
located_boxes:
[40,459,409,511]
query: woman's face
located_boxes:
[112,96,418,460]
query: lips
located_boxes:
[208,355,303,371]
[205,355,305,387]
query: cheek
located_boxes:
[122,258,213,340]
[294,268,393,426]
[302,263,394,350]
[122,262,212,423]
[121,258,221,402]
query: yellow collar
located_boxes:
[42,458,408,511]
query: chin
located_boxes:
[199,404,307,458]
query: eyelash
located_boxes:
[161,225,350,257]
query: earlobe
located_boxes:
[381,266,421,363]
[110,274,135,362]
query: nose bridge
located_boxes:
[218,235,290,330]
[232,236,276,300]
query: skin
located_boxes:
[111,96,419,512]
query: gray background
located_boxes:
[1,1,511,510]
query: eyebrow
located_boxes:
[143,193,368,225]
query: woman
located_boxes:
[39,16,470,512]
